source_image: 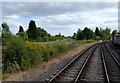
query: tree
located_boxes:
[48,34,51,40]
[37,36,42,41]
[1,22,12,45]
[82,27,95,40]
[55,33,62,37]
[72,33,77,39]
[100,28,112,41]
[112,30,118,36]
[36,27,51,41]
[100,28,103,36]
[18,25,24,32]
[58,33,61,37]
[50,36,57,41]
[26,20,37,39]
[17,32,28,40]
[36,27,48,38]
[2,22,10,33]
[76,29,86,40]
[95,27,100,36]
[43,35,48,42]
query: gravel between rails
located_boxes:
[78,45,104,82]
[102,43,120,82]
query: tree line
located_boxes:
[1,20,67,45]
[1,20,119,45]
[72,27,118,41]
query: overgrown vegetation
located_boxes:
[1,20,116,76]
[1,22,75,74]
[2,36,75,74]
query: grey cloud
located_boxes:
[2,2,118,36]
[2,2,117,17]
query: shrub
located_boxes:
[3,37,95,74]
[25,41,47,62]
[2,37,45,73]
[41,49,50,62]
[25,41,46,51]
[43,36,49,42]
[2,37,31,73]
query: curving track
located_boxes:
[75,44,104,83]
[46,42,120,83]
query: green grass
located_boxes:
[72,39,98,44]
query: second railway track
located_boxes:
[101,43,120,83]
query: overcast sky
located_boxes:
[2,2,118,36]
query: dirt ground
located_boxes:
[4,42,98,81]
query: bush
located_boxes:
[2,32,13,46]
[41,49,50,62]
[43,36,49,42]
[2,37,30,73]
[2,37,46,73]
[25,41,48,62]
[3,37,88,74]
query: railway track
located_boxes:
[46,42,120,83]
[107,42,120,63]
[47,43,100,83]
[101,43,120,83]
[74,44,104,82]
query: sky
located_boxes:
[1,1,118,36]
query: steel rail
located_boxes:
[74,43,99,83]
[100,44,110,83]
[48,43,98,83]
[104,43,120,66]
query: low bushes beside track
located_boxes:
[2,36,98,78]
